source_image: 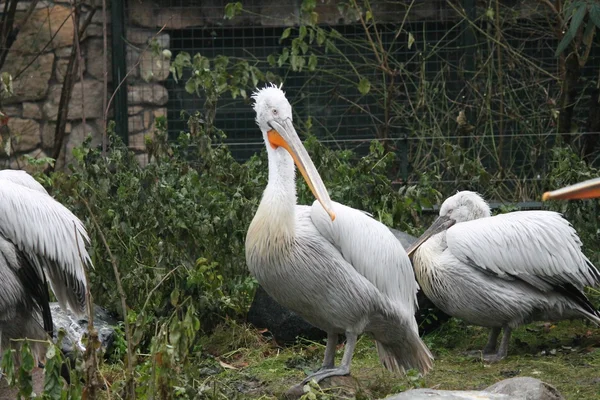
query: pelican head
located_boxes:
[252,84,335,220]
[406,191,491,257]
[542,178,600,201]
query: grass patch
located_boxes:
[100,319,600,399]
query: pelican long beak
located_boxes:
[542,178,600,201]
[268,119,336,221]
[406,215,455,258]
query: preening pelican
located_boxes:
[406,190,600,362]
[543,178,600,200]
[0,170,90,363]
[245,85,433,384]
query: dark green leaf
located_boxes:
[590,3,600,30]
[556,4,587,56]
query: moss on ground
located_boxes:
[102,318,600,399]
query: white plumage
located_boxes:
[246,85,432,386]
[0,170,90,362]
[408,190,600,362]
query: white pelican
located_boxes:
[245,85,433,385]
[406,190,600,362]
[0,170,90,364]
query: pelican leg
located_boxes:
[302,332,357,385]
[482,327,501,354]
[483,326,511,363]
[320,332,338,370]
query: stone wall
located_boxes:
[124,27,170,166]
[1,2,102,170]
[1,0,548,170]
[0,0,170,169]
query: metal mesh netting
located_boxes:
[122,1,600,197]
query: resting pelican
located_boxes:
[406,190,600,362]
[0,170,89,364]
[245,85,433,384]
[543,178,600,201]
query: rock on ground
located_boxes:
[384,377,565,400]
[247,285,325,345]
[485,377,564,400]
[51,302,118,359]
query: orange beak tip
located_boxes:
[330,212,336,221]
[542,192,551,201]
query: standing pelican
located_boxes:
[0,169,89,363]
[406,190,600,362]
[245,85,432,384]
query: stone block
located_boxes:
[129,131,150,151]
[128,83,168,106]
[128,106,144,115]
[127,28,170,48]
[64,122,101,164]
[139,50,171,82]
[55,58,85,82]
[17,1,47,11]
[7,118,41,152]
[128,0,204,29]
[4,53,54,103]
[43,80,105,120]
[3,106,21,117]
[134,153,148,167]
[11,5,74,54]
[42,122,56,150]
[84,24,107,38]
[23,103,42,119]
[85,38,110,81]
[259,0,299,26]
[55,47,74,58]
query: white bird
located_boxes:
[406,190,600,362]
[245,85,433,385]
[0,169,90,363]
[543,177,600,201]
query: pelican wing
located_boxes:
[447,211,600,290]
[0,169,49,194]
[0,175,89,316]
[310,200,419,311]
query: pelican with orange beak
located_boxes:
[245,85,432,385]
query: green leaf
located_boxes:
[556,4,587,56]
[316,28,326,46]
[365,10,373,22]
[280,27,292,42]
[170,287,180,306]
[590,3,600,30]
[308,53,318,71]
[408,32,415,50]
[224,2,242,20]
[185,79,197,95]
[299,25,307,40]
[358,77,371,95]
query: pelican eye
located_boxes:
[272,108,278,115]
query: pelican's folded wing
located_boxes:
[310,200,419,312]
[0,176,90,316]
[447,211,600,291]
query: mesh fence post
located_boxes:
[111,0,129,145]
